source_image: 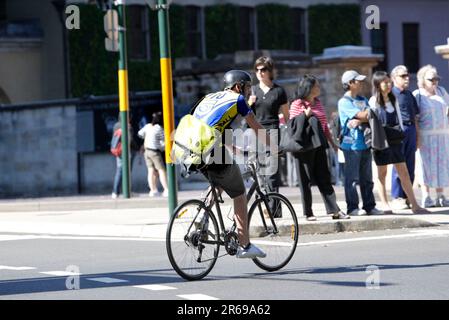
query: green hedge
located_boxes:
[256,4,293,50]
[69,4,362,96]
[205,5,239,59]
[308,4,361,54]
[169,4,187,58]
[69,5,117,97]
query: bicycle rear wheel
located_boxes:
[166,199,220,281]
[248,192,298,271]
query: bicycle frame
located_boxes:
[201,161,280,249]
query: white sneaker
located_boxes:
[435,195,449,207]
[162,190,169,198]
[349,209,366,216]
[149,191,161,197]
[236,244,266,259]
[422,196,435,208]
[366,207,384,215]
[391,198,410,210]
[111,193,118,199]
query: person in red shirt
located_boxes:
[290,74,349,221]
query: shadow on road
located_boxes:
[0,268,185,296]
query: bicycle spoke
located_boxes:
[166,200,220,281]
[248,193,298,272]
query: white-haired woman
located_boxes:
[414,65,449,207]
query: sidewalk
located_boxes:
[0,187,447,239]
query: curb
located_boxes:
[298,217,437,235]
[250,217,438,237]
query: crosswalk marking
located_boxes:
[177,294,219,300]
[0,235,40,242]
[134,284,177,291]
[40,271,81,276]
[0,265,36,271]
[87,277,128,284]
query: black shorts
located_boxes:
[202,163,245,199]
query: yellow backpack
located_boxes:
[171,114,221,171]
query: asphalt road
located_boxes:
[1,227,449,300]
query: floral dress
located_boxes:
[414,87,449,188]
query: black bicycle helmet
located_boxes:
[223,70,252,93]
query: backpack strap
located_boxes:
[189,95,206,115]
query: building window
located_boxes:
[370,22,388,71]
[238,7,255,51]
[127,5,150,61]
[0,0,6,21]
[403,23,420,73]
[291,8,306,52]
[186,5,202,58]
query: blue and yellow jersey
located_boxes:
[192,90,252,133]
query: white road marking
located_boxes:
[40,271,81,276]
[134,284,177,291]
[0,234,164,242]
[0,235,43,241]
[297,229,449,247]
[177,294,219,300]
[87,277,129,284]
[0,265,36,271]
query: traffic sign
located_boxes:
[104,9,119,52]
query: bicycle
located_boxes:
[166,151,299,281]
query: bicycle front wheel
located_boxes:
[166,199,220,281]
[248,192,298,271]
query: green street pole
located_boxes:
[117,1,131,198]
[156,0,177,214]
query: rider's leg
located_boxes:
[233,193,249,247]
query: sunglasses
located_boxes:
[256,67,268,73]
[427,77,441,82]
[398,74,409,78]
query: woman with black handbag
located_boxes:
[290,74,349,221]
[369,71,428,214]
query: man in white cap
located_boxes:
[338,70,384,216]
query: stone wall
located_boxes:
[0,103,196,198]
[174,46,383,117]
[0,105,78,197]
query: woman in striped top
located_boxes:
[290,74,349,220]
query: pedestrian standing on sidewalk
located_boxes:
[111,118,139,199]
[338,70,384,216]
[369,71,428,214]
[390,65,421,210]
[290,74,349,221]
[414,65,449,207]
[138,112,169,197]
[248,56,289,192]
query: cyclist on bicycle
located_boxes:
[192,70,271,259]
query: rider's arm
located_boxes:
[245,113,271,147]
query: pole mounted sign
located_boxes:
[104,9,119,52]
